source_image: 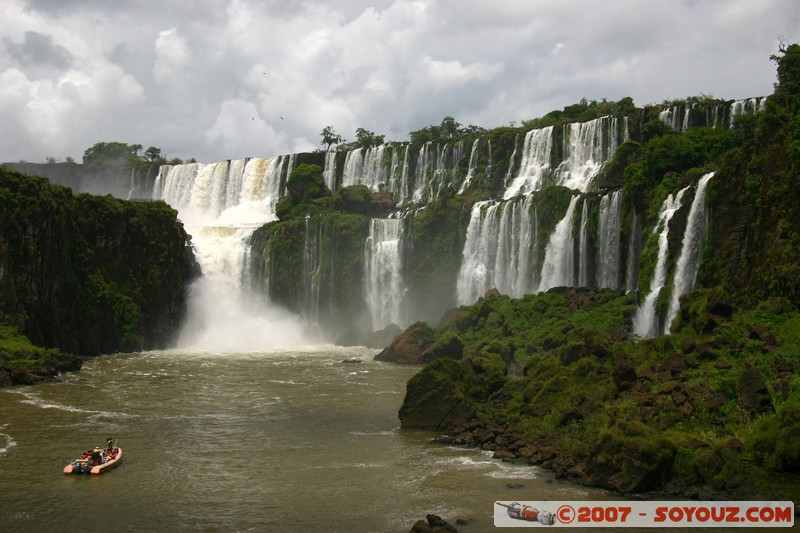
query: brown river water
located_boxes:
[0,346,608,532]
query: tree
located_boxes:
[145,146,162,161]
[82,142,143,168]
[354,127,385,148]
[320,126,343,151]
[440,116,461,138]
[285,164,331,204]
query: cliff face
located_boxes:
[0,168,198,356]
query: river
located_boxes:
[0,346,606,532]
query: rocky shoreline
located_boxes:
[432,416,799,508]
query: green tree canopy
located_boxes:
[82,142,143,167]
[320,126,343,151]
[285,164,331,204]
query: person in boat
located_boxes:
[91,447,102,465]
[104,438,115,461]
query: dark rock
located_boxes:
[340,359,362,364]
[708,298,734,319]
[409,514,457,533]
[737,367,774,414]
[682,438,710,449]
[612,354,637,391]
[421,332,465,363]
[703,391,729,410]
[555,407,584,427]
[582,422,677,493]
[398,368,475,430]
[11,368,37,385]
[559,342,585,365]
[493,450,516,462]
[374,322,435,363]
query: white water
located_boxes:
[153,157,310,350]
[503,126,553,199]
[457,196,537,305]
[538,195,579,292]
[458,138,481,193]
[632,187,690,339]
[596,190,623,289]
[364,218,407,331]
[730,96,768,127]
[664,172,715,333]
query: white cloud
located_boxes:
[206,99,288,158]
[1,0,799,164]
[153,28,189,84]
[422,57,505,89]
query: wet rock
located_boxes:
[374,322,435,364]
[398,367,475,430]
[409,514,458,533]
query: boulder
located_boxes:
[582,421,677,493]
[398,361,475,430]
[737,367,774,414]
[409,514,458,533]
[374,322,435,363]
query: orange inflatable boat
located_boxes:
[64,446,122,475]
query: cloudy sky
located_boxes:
[1,0,798,164]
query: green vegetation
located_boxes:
[395,44,800,501]
[0,168,197,361]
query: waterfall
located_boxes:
[538,195,579,292]
[729,97,767,127]
[578,198,590,287]
[364,218,407,331]
[556,116,621,192]
[664,172,715,333]
[596,190,622,289]
[632,186,690,339]
[457,196,537,305]
[153,157,308,350]
[503,126,553,199]
[323,151,337,192]
[458,139,480,193]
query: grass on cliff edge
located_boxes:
[0,323,62,370]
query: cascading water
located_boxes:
[323,150,337,192]
[364,218,407,331]
[664,172,715,333]
[457,196,537,305]
[556,116,625,192]
[596,190,622,289]
[729,96,767,127]
[538,195,579,292]
[153,156,309,350]
[632,186,690,339]
[458,139,480,194]
[503,126,553,199]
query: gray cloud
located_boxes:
[5,31,72,75]
[1,0,799,164]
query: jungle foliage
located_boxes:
[0,168,197,360]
